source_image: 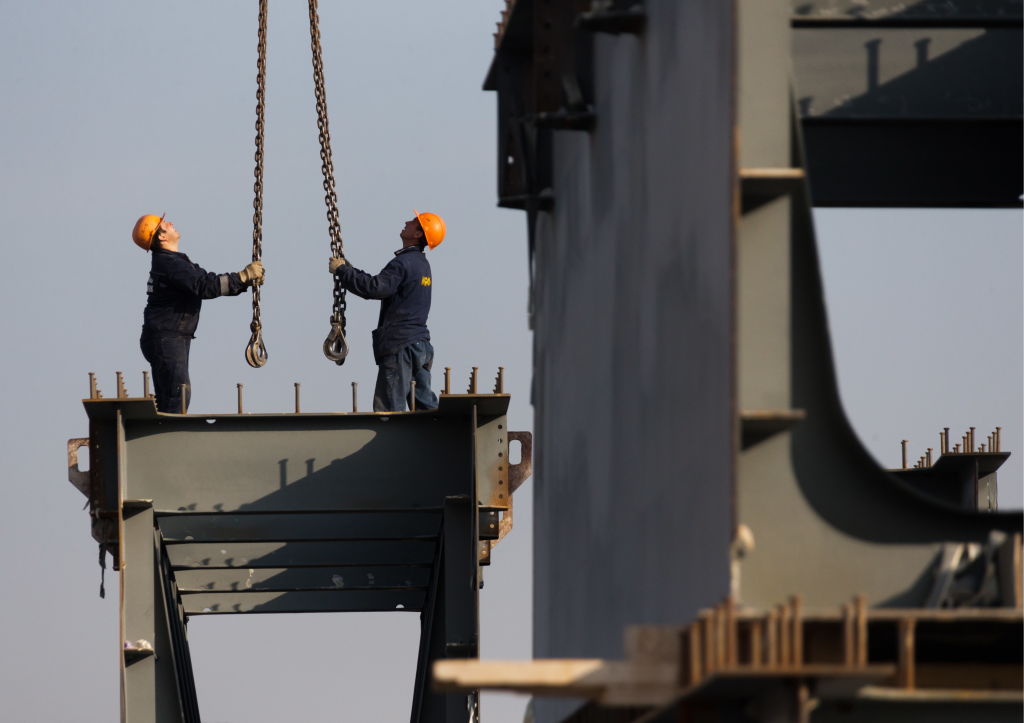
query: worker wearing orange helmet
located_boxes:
[328,211,445,411]
[132,214,265,413]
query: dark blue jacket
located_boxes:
[335,246,432,363]
[142,249,246,338]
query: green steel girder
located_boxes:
[70,389,529,722]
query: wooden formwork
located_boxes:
[435,594,1023,708]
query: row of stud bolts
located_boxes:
[89,368,509,414]
[900,426,1003,469]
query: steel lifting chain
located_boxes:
[308,0,349,365]
[244,0,270,368]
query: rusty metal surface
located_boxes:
[492,0,520,49]
[67,437,89,497]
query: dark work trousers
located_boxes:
[373,340,438,412]
[140,333,192,413]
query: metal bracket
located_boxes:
[508,431,533,494]
[67,437,90,497]
[479,508,501,541]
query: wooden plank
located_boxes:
[779,604,791,666]
[734,607,1023,622]
[715,605,726,669]
[686,626,703,687]
[856,687,1023,703]
[791,595,804,666]
[897,618,916,690]
[767,609,779,666]
[842,604,855,666]
[433,659,676,700]
[726,596,738,665]
[854,596,868,665]
[748,620,763,668]
[702,612,715,675]
[434,659,605,695]
[433,659,896,703]
[739,168,806,180]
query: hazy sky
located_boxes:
[0,2,1018,722]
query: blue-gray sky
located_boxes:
[0,2,1018,722]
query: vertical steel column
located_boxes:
[157,540,201,722]
[443,495,479,660]
[410,530,445,722]
[121,503,185,722]
[409,495,479,722]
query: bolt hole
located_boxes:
[75,445,91,472]
[498,424,503,429]
[509,439,523,465]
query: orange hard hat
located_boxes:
[132,213,165,251]
[414,210,446,249]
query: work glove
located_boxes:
[328,256,346,274]
[239,260,265,285]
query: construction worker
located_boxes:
[328,211,445,412]
[132,214,265,413]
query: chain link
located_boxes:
[308,0,349,365]
[245,0,269,369]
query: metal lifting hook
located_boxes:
[323,316,349,365]
[245,321,269,368]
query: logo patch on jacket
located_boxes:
[421,276,431,287]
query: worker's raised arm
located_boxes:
[155,253,259,299]
[333,257,403,300]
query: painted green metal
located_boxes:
[791,1,1023,206]
[71,389,529,722]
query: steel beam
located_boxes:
[410,498,480,722]
[183,590,427,615]
[174,566,432,592]
[158,510,442,542]
[166,540,438,569]
[71,391,530,722]
[120,503,185,723]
